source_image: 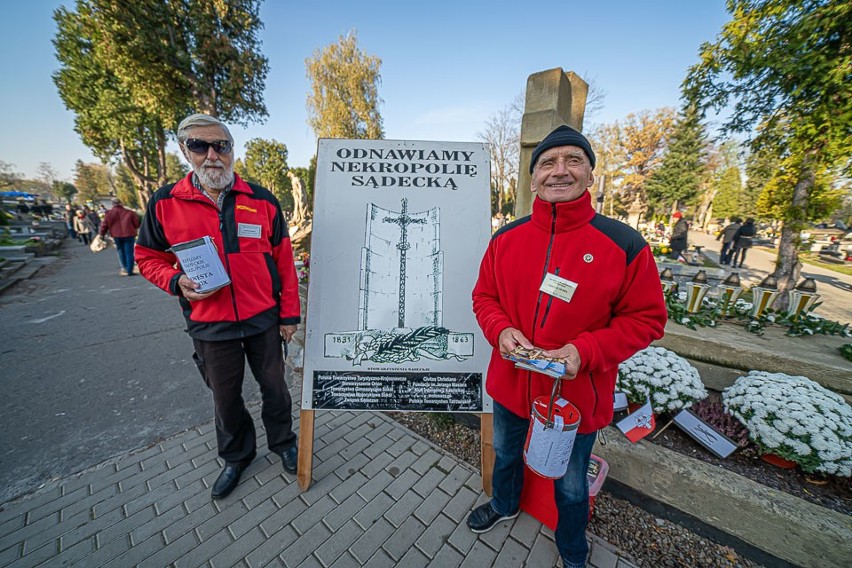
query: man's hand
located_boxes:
[498,327,533,355]
[280,324,297,343]
[541,343,582,379]
[177,275,217,302]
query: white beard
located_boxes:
[194,160,234,190]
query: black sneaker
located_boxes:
[466,502,519,533]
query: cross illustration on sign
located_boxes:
[383,197,427,328]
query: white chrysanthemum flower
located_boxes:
[722,371,852,477]
[618,347,707,413]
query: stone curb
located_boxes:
[656,321,852,397]
[594,426,851,568]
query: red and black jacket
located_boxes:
[472,193,667,433]
[136,173,301,341]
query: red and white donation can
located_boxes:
[523,396,581,479]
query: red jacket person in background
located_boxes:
[136,114,301,499]
[468,125,667,567]
[99,197,140,276]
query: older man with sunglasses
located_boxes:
[136,114,301,499]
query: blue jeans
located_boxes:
[114,236,136,274]
[491,401,596,568]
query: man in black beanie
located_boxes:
[468,124,667,567]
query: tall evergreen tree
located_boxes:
[645,103,708,216]
[711,167,744,219]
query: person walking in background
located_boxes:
[99,197,141,276]
[84,205,101,235]
[668,211,689,260]
[136,113,301,500]
[64,203,77,240]
[468,125,667,567]
[72,210,95,246]
[716,217,742,265]
[730,218,757,269]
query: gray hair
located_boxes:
[176,114,233,144]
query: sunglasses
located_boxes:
[185,138,233,155]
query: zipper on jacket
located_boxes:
[539,266,560,329]
[590,371,599,416]
[219,212,241,327]
[529,203,559,408]
[530,203,558,335]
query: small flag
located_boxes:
[616,399,656,443]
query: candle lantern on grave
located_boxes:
[717,272,744,316]
[787,277,820,318]
[659,267,677,296]
[750,274,780,318]
[685,270,711,313]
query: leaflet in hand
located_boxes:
[503,347,567,378]
[171,236,231,293]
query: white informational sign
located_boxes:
[302,139,492,412]
[673,409,738,458]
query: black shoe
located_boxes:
[466,502,519,533]
[279,446,298,474]
[211,463,247,499]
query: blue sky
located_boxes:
[0,0,731,182]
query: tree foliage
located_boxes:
[53,2,167,201]
[0,161,22,189]
[684,0,852,303]
[644,103,709,216]
[53,0,269,205]
[73,160,111,203]
[590,108,677,220]
[711,166,744,219]
[88,0,268,126]
[53,181,78,204]
[237,138,292,211]
[306,31,384,140]
[113,163,139,208]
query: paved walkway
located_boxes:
[688,230,851,324]
[0,370,636,568]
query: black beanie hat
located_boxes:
[529,124,596,173]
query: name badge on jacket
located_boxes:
[237,223,262,238]
[540,272,578,303]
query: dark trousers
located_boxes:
[114,236,136,274]
[731,247,749,268]
[192,325,296,465]
[719,241,733,264]
[491,401,597,568]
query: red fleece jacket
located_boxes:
[136,173,300,341]
[472,193,667,433]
